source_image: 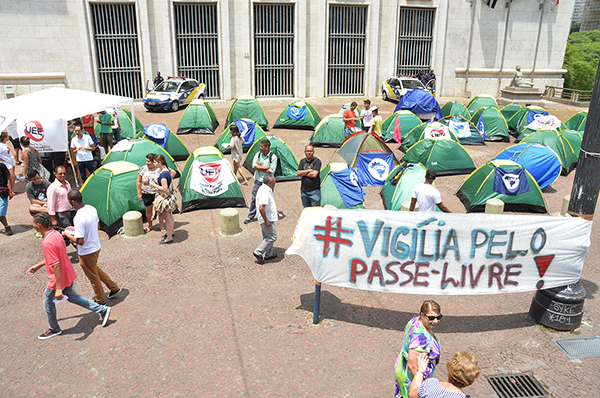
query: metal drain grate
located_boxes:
[487,373,550,398]
[552,335,600,359]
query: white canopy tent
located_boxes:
[0,88,135,185]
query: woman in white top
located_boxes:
[229,125,248,185]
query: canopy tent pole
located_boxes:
[130,101,136,136]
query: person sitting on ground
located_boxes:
[26,169,51,215]
[408,351,480,398]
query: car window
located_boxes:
[188,80,199,88]
[402,79,424,89]
[155,81,178,92]
[181,82,194,91]
[390,78,400,87]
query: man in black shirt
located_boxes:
[297,145,321,208]
[25,169,51,215]
[154,71,164,87]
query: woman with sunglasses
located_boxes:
[394,300,443,398]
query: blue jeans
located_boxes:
[247,180,263,220]
[301,189,321,208]
[43,283,108,332]
[255,222,277,257]
[78,160,96,182]
[344,127,352,138]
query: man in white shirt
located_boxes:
[361,99,373,133]
[63,189,121,305]
[70,122,95,183]
[409,169,452,213]
[252,173,278,264]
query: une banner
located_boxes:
[17,117,68,153]
[286,208,592,295]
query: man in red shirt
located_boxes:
[343,101,359,138]
[27,212,112,340]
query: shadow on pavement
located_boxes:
[297,290,535,333]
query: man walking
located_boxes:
[253,173,278,264]
[244,139,277,224]
[343,102,359,138]
[63,189,121,305]
[297,145,321,208]
[409,169,452,213]
[27,212,112,340]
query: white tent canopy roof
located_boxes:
[0,87,134,131]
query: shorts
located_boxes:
[99,133,113,148]
[9,137,20,151]
[0,197,8,217]
[142,193,155,207]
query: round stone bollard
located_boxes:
[401,199,417,212]
[485,198,504,214]
[529,282,586,331]
[122,211,144,237]
[561,195,570,217]
[220,208,240,236]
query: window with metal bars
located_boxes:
[90,3,143,99]
[396,7,435,77]
[174,3,220,99]
[327,5,367,96]
[254,4,294,97]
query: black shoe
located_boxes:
[244,218,254,224]
[159,238,173,244]
[38,329,62,340]
[252,252,265,264]
[107,289,122,299]
[264,254,278,261]
[101,307,112,327]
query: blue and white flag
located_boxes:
[143,123,169,148]
[477,116,485,139]
[449,120,471,138]
[355,153,394,186]
[330,168,365,207]
[494,167,530,195]
[286,105,306,120]
[234,119,256,146]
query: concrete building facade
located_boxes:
[581,0,600,31]
[0,0,574,101]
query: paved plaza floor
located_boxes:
[1,96,598,397]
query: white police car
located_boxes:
[144,76,206,112]
[381,76,425,102]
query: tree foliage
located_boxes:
[563,30,600,90]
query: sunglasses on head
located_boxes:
[424,314,443,321]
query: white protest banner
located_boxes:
[17,116,68,152]
[189,158,234,196]
[286,208,592,295]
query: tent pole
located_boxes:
[129,101,136,136]
[68,149,79,188]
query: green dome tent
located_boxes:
[402,138,476,176]
[400,121,460,152]
[215,119,267,154]
[225,96,269,131]
[338,103,362,129]
[381,162,440,211]
[94,109,144,139]
[441,101,470,119]
[319,162,365,209]
[506,105,547,135]
[273,101,321,129]
[500,104,525,125]
[80,161,146,236]
[177,99,219,134]
[331,132,401,168]
[310,114,346,147]
[457,159,546,213]
[470,106,510,142]
[136,124,190,161]
[560,130,583,162]
[381,110,423,143]
[102,139,179,173]
[180,147,246,212]
[439,116,485,145]
[243,135,301,181]
[520,127,577,175]
[563,111,587,132]
[466,95,498,115]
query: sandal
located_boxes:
[144,227,152,233]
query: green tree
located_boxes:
[563,30,600,90]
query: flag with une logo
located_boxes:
[286,105,306,120]
[494,167,530,195]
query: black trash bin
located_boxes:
[529,282,586,331]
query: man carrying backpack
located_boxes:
[245,139,277,224]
